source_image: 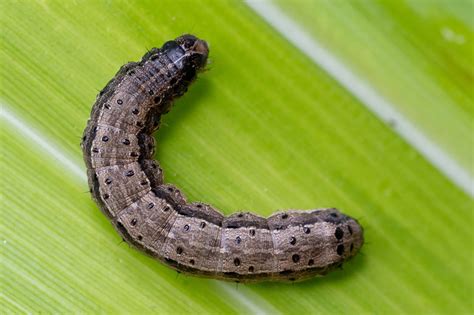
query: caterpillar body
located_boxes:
[81,34,364,283]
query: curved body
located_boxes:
[81,34,364,282]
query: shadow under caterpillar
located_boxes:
[81,34,364,283]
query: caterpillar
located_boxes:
[81,34,364,282]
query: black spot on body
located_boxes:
[335,227,344,240]
[131,218,137,226]
[199,222,206,229]
[148,203,154,209]
[308,259,314,266]
[249,229,255,236]
[304,227,311,234]
[102,136,109,142]
[337,244,345,255]
[183,224,190,232]
[248,266,254,272]
[132,108,139,115]
[105,178,112,185]
[289,236,296,245]
[125,170,135,177]
[234,258,241,266]
[292,254,300,263]
[117,99,123,105]
[122,139,130,145]
[176,247,183,254]
[235,236,241,245]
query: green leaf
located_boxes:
[274,0,474,175]
[1,0,472,314]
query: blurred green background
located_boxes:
[1,0,472,314]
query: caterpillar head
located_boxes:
[162,34,209,71]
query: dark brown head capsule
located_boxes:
[161,34,209,72]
